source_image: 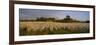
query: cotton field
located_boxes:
[19,22,89,36]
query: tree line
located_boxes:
[20,15,89,23]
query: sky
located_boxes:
[19,8,90,21]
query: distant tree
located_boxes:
[63,15,73,22]
[64,15,71,20]
[36,17,39,21]
[66,15,71,20]
[85,20,90,23]
[36,17,55,21]
[36,17,45,21]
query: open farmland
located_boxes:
[19,22,89,36]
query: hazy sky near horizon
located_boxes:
[19,8,89,21]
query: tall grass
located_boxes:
[19,22,89,36]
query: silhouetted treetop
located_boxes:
[63,15,72,20]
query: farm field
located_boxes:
[19,22,89,36]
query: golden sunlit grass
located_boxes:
[19,22,89,36]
